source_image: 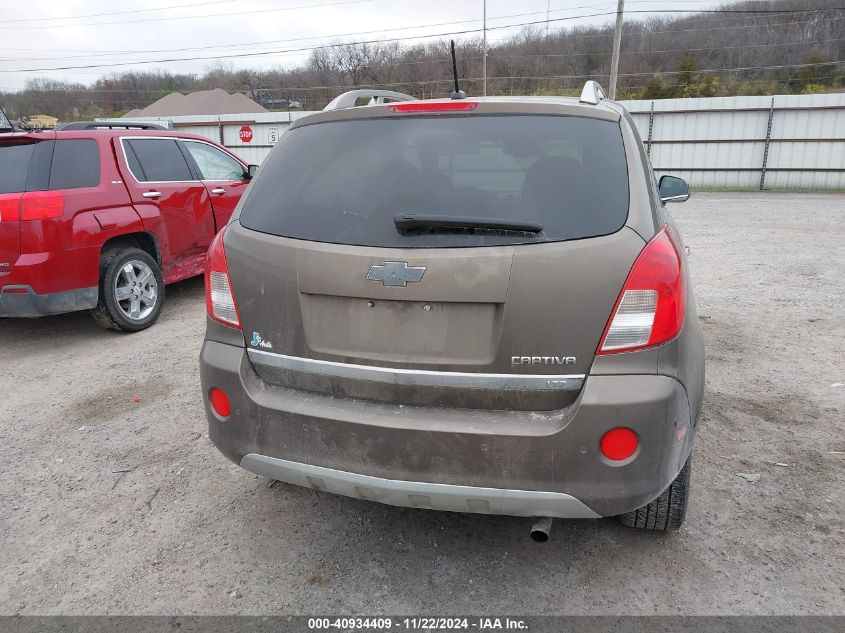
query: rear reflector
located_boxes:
[209,387,231,418]
[20,191,64,220]
[388,101,478,113]
[597,226,684,354]
[600,427,639,461]
[205,227,241,329]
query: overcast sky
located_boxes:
[0,0,724,91]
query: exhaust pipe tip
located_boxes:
[530,517,553,543]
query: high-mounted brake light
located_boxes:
[205,226,241,329]
[388,101,478,113]
[20,191,65,220]
[597,226,684,354]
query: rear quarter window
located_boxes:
[240,114,630,248]
[0,142,36,194]
[49,139,100,189]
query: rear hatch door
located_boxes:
[227,110,643,410]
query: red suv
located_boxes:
[0,125,254,331]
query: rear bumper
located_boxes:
[0,285,97,317]
[0,245,101,317]
[241,454,599,518]
[200,340,698,518]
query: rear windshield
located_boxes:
[0,142,36,194]
[0,139,101,194]
[240,114,629,248]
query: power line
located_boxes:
[11,34,841,83]
[0,5,623,61]
[1,3,840,32]
[489,37,845,59]
[0,0,377,31]
[0,0,779,53]
[0,5,832,57]
[504,14,845,39]
[21,59,841,94]
[0,0,780,28]
[478,60,845,82]
[0,11,627,72]
[3,8,843,73]
[0,0,238,24]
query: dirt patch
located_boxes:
[71,376,175,423]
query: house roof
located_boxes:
[123,88,268,117]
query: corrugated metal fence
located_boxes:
[620,93,845,190]
[120,92,845,190]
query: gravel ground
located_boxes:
[1,192,843,615]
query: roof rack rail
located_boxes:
[54,121,168,131]
[579,80,607,105]
[323,89,417,112]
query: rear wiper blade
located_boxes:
[394,213,543,234]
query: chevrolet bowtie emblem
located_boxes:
[366,261,426,287]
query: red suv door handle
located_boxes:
[211,188,226,195]
[142,191,162,199]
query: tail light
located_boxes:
[0,191,65,222]
[597,226,684,354]
[21,192,65,220]
[0,193,22,222]
[205,226,241,329]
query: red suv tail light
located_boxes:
[0,193,22,222]
[205,226,241,330]
[597,226,685,354]
[20,191,65,220]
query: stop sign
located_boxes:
[239,125,253,143]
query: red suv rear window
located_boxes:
[0,138,99,195]
[0,142,36,194]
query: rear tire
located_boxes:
[91,247,164,332]
[617,455,691,531]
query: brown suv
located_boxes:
[199,83,705,538]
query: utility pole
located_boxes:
[546,0,551,37]
[482,0,487,96]
[609,0,625,100]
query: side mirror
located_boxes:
[659,175,690,203]
[245,164,259,180]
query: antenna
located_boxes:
[449,40,466,100]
